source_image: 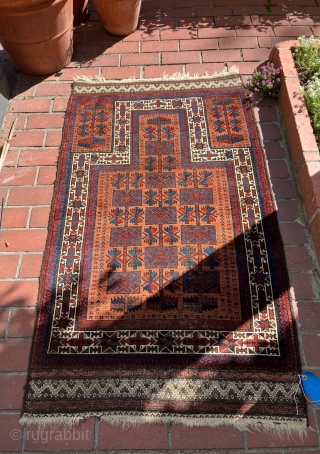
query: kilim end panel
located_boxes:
[21,74,307,434]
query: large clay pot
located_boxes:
[93,0,142,36]
[73,0,89,26]
[0,0,73,75]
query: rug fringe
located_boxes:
[20,412,309,439]
[73,67,240,86]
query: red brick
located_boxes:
[251,15,290,26]
[0,374,27,409]
[73,42,102,56]
[212,0,247,4]
[27,113,65,129]
[276,199,300,221]
[202,49,242,62]
[123,30,160,41]
[10,130,45,147]
[247,412,318,447]
[297,301,320,330]
[0,309,9,337]
[19,254,43,279]
[298,160,320,221]
[254,106,278,122]
[264,141,286,159]
[14,84,37,99]
[160,29,198,40]
[29,207,51,228]
[280,79,307,128]
[59,67,99,81]
[53,97,69,112]
[102,41,139,54]
[144,65,184,78]
[142,40,178,52]
[0,280,39,307]
[180,38,218,51]
[196,7,231,16]
[215,15,252,26]
[121,53,159,66]
[8,186,53,206]
[162,51,200,64]
[279,222,307,245]
[98,423,168,450]
[286,114,319,166]
[305,6,320,14]
[162,7,195,18]
[309,212,320,267]
[177,17,213,28]
[0,230,47,253]
[236,25,275,36]
[142,0,176,7]
[285,245,313,271]
[9,307,36,337]
[25,418,95,451]
[0,167,37,186]
[0,255,19,279]
[19,148,59,166]
[198,27,235,38]
[178,0,210,6]
[101,66,141,79]
[220,36,257,49]
[290,272,316,299]
[0,339,32,371]
[35,83,71,97]
[0,414,22,451]
[259,123,282,141]
[303,334,320,366]
[140,18,177,29]
[267,160,290,179]
[290,15,320,26]
[172,424,243,450]
[242,48,270,61]
[273,25,313,36]
[140,7,160,19]
[259,36,294,47]
[37,167,57,185]
[10,98,51,113]
[186,63,227,75]
[271,179,296,199]
[230,61,260,74]
[3,114,27,131]
[4,149,19,167]
[2,207,29,228]
[46,130,63,147]
[89,54,120,66]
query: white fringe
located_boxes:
[20,412,309,439]
[73,67,240,86]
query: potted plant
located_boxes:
[93,0,142,36]
[0,0,73,75]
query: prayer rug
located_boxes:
[21,73,307,433]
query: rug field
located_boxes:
[21,74,307,433]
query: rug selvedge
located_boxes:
[21,73,308,434]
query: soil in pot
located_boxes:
[93,0,142,36]
[0,0,73,75]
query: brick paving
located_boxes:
[0,0,320,451]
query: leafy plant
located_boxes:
[264,0,276,15]
[250,62,282,101]
[293,35,320,84]
[301,77,320,144]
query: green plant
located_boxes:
[301,77,320,144]
[293,35,320,83]
[251,62,282,101]
[264,0,276,15]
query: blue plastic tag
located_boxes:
[301,371,320,407]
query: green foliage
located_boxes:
[251,62,282,101]
[263,0,277,15]
[293,35,320,82]
[301,77,320,144]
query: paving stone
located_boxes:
[0,280,39,307]
[0,255,19,279]
[0,374,27,409]
[9,307,37,337]
[172,424,244,449]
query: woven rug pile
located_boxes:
[21,73,307,434]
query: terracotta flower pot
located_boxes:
[93,0,142,36]
[73,0,89,26]
[0,0,73,75]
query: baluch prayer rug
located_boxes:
[21,73,307,434]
